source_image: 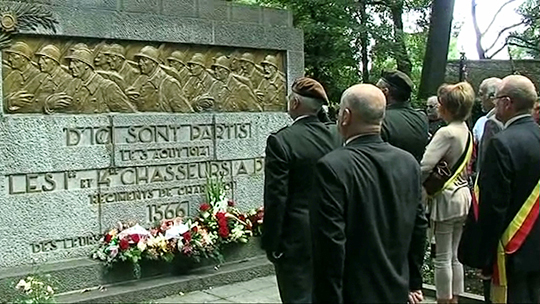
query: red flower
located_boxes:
[228,200,235,207]
[182,231,192,243]
[119,238,129,251]
[104,234,112,243]
[191,226,198,233]
[200,203,211,212]
[219,226,230,238]
[131,234,140,243]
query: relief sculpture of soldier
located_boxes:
[126,46,192,112]
[103,44,140,89]
[203,55,261,112]
[183,53,214,105]
[3,42,45,112]
[256,55,286,111]
[93,44,111,71]
[239,52,264,90]
[44,48,136,114]
[9,44,74,113]
[165,51,190,88]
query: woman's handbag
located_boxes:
[423,132,472,196]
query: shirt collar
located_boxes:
[345,134,363,145]
[344,133,382,146]
[82,72,99,95]
[20,64,35,81]
[486,108,497,118]
[293,115,310,124]
[504,113,532,129]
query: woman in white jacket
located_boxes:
[421,82,474,304]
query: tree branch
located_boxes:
[508,42,540,52]
[508,34,539,48]
[484,21,525,52]
[482,0,517,35]
[471,0,486,59]
[487,42,508,59]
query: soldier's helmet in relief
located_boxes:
[239,52,255,65]
[211,55,231,71]
[188,53,206,67]
[261,55,278,69]
[5,42,33,60]
[104,44,126,59]
[134,46,160,63]
[65,48,95,69]
[167,51,185,65]
[35,44,62,64]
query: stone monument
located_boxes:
[0,0,303,294]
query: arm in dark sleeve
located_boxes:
[408,193,428,291]
[312,160,346,304]
[477,119,501,171]
[261,134,289,253]
[477,137,512,270]
[381,120,389,142]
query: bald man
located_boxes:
[311,84,424,303]
[477,75,540,303]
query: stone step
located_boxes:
[0,237,265,302]
[55,256,273,303]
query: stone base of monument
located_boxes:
[0,238,272,303]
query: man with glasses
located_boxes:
[477,75,540,303]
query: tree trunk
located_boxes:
[471,0,487,59]
[418,0,456,99]
[360,1,370,82]
[390,0,412,75]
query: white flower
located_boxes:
[47,285,54,294]
[15,279,26,290]
[137,241,147,252]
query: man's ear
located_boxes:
[341,108,351,126]
[291,95,300,110]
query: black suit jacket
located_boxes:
[381,102,429,290]
[382,102,429,162]
[312,134,422,303]
[262,115,339,258]
[478,116,540,273]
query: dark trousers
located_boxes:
[274,256,312,303]
[507,270,540,304]
[483,279,491,304]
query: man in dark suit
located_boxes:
[478,75,540,303]
[262,77,339,303]
[376,70,429,162]
[311,84,424,303]
[376,70,428,303]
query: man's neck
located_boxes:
[504,111,531,128]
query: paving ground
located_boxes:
[153,275,437,303]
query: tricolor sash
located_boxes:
[491,179,540,303]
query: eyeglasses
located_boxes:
[494,95,510,101]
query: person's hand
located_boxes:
[408,290,423,304]
[125,87,140,102]
[7,91,34,110]
[421,186,429,204]
[46,93,72,109]
[266,251,283,263]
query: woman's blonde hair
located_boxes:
[437,82,475,121]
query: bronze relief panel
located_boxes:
[2,37,287,114]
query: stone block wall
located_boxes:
[0,0,302,269]
[446,59,540,92]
